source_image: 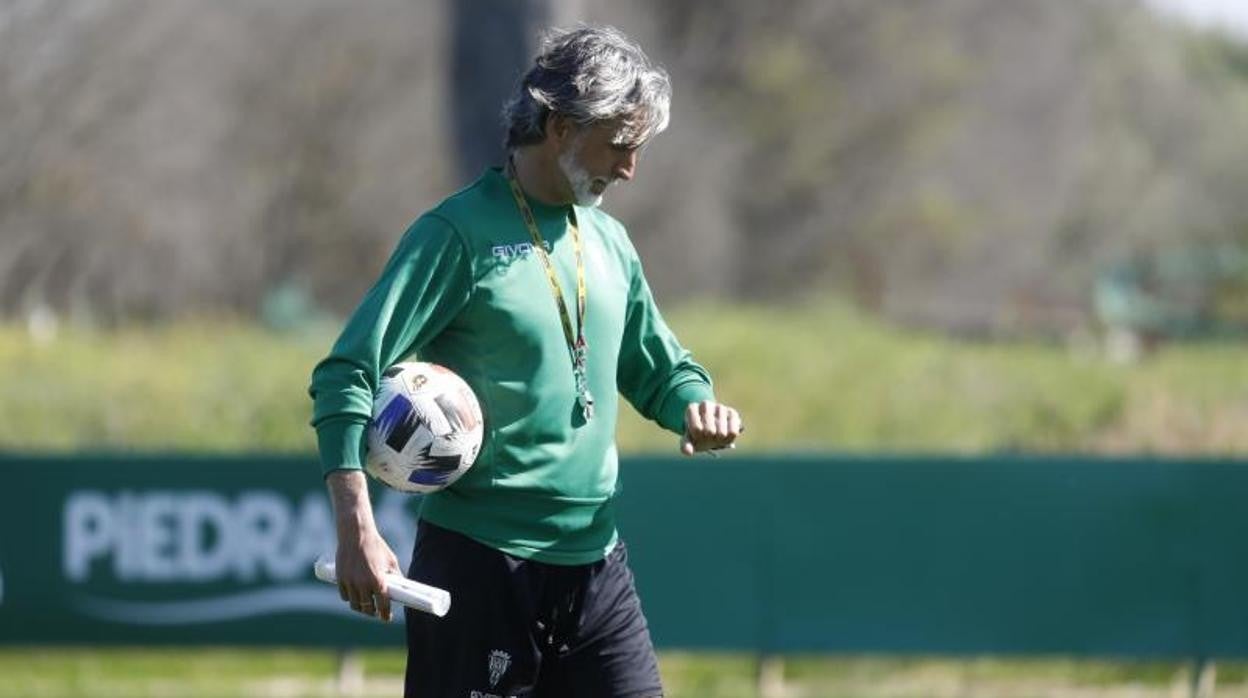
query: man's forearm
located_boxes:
[324,469,399,621]
[326,470,377,538]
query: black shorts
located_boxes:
[403,520,663,698]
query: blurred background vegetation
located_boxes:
[6,0,1248,338]
[2,0,1248,455]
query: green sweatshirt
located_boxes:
[309,167,714,565]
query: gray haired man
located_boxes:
[311,25,742,697]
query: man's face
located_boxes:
[555,119,643,207]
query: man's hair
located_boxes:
[502,25,671,150]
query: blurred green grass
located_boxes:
[0,319,324,452]
[3,299,1246,455]
[4,648,1247,698]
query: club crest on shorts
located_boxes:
[487,649,511,688]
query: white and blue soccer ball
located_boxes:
[365,361,483,493]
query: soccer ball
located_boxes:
[365,361,484,493]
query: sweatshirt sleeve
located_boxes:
[308,214,473,476]
[616,248,715,436]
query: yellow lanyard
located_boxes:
[504,160,594,420]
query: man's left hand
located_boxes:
[681,400,743,456]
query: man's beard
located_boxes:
[557,148,609,208]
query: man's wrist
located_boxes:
[326,470,376,538]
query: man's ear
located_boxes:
[546,112,575,145]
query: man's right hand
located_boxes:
[326,470,402,622]
[335,527,401,622]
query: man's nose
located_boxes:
[613,150,638,181]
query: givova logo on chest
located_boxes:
[490,240,551,262]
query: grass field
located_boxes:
[2,298,1247,455]
[3,297,1247,696]
[2,648,1247,697]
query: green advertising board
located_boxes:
[3,453,1248,659]
[0,454,412,646]
[615,455,1248,658]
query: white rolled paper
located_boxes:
[314,556,451,618]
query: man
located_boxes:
[310,25,742,697]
